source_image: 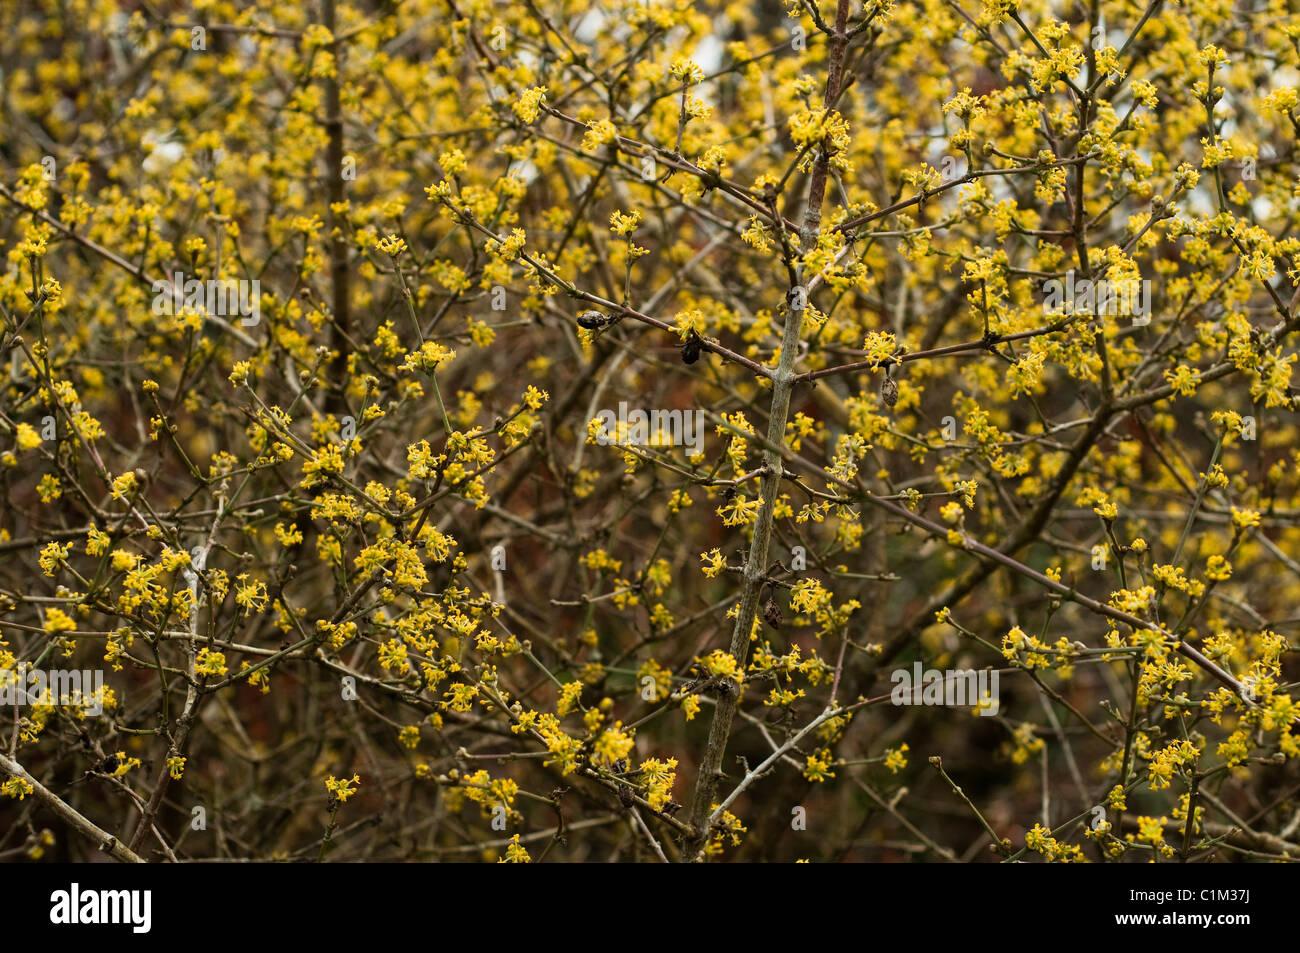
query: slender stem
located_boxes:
[683,0,855,860]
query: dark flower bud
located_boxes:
[681,332,701,364]
[762,597,783,629]
[881,373,899,408]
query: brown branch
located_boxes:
[0,751,144,862]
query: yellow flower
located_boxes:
[581,118,618,152]
[110,471,137,500]
[699,548,726,578]
[593,722,635,766]
[804,748,836,782]
[512,87,547,124]
[36,474,62,503]
[609,208,642,236]
[498,833,531,862]
[1231,507,1261,531]
[325,774,361,804]
[884,743,909,774]
[15,423,41,451]
[43,608,76,634]
[1204,555,1232,581]
[374,233,406,256]
[196,648,228,676]
[38,542,70,577]
[1,777,35,800]
[439,149,467,176]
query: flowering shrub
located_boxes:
[0,0,1298,863]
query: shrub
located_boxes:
[0,0,1297,862]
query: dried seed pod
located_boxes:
[681,333,701,364]
[880,373,899,408]
[762,596,783,629]
[577,310,612,330]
